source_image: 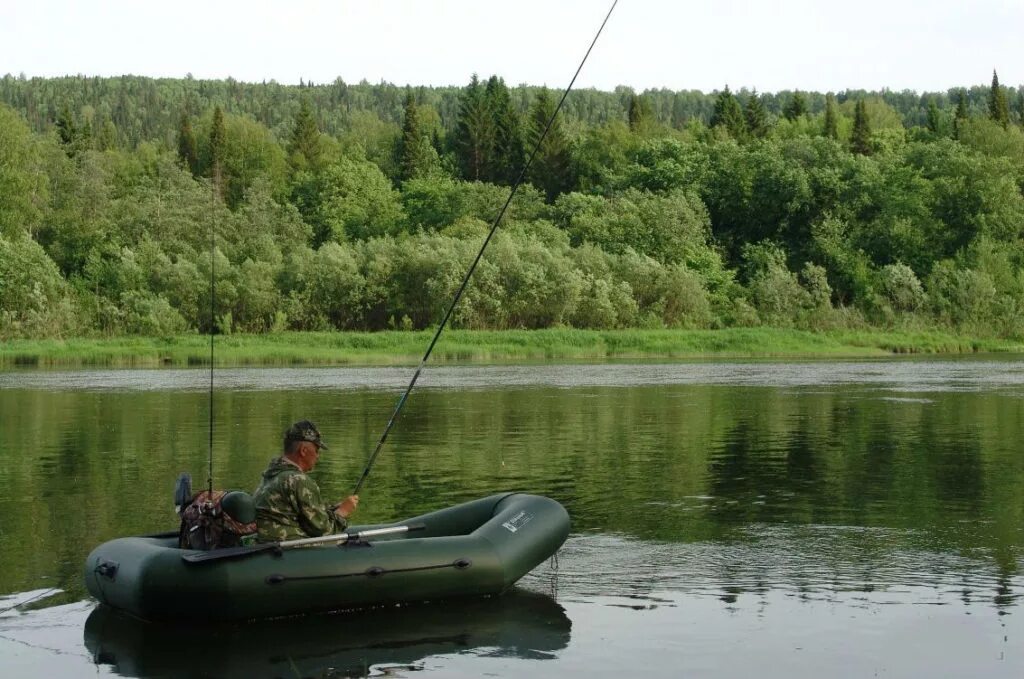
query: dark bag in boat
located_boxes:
[178,489,257,550]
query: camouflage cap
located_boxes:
[284,420,329,451]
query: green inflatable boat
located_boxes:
[84,492,569,621]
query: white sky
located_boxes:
[2,0,1021,94]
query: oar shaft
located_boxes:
[279,523,419,549]
[180,523,426,564]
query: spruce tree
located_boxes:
[851,99,871,155]
[823,93,839,140]
[79,117,93,151]
[397,92,439,181]
[627,93,653,132]
[988,70,1010,128]
[289,97,322,171]
[1017,91,1024,128]
[744,91,769,139]
[453,74,495,181]
[954,90,969,139]
[526,87,572,200]
[177,111,199,176]
[710,86,747,140]
[485,76,525,184]
[926,98,941,135]
[209,105,227,198]
[55,103,77,154]
[783,91,808,121]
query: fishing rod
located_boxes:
[353,0,620,495]
[207,164,219,498]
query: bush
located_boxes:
[879,263,925,312]
[0,234,78,338]
[119,291,188,335]
[926,260,997,329]
[742,242,810,326]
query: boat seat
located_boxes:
[222,491,256,524]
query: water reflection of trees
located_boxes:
[0,381,1021,610]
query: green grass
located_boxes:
[2,328,1022,368]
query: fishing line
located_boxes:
[353,0,620,495]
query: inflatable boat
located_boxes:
[84,492,569,621]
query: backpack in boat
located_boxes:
[176,474,257,550]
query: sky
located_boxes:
[2,0,1021,94]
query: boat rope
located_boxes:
[264,558,473,585]
[549,549,560,600]
[353,0,620,495]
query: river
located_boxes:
[1,358,1022,677]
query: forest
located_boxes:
[1,72,1023,340]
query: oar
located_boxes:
[181,523,425,564]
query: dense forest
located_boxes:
[1,72,1023,339]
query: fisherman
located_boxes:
[253,420,359,543]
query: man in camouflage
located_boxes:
[253,420,359,543]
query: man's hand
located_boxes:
[335,495,359,519]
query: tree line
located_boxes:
[1,71,1023,339]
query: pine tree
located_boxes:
[823,93,839,140]
[926,98,941,135]
[954,90,969,139]
[289,97,322,171]
[783,91,808,121]
[485,76,525,184]
[209,105,227,199]
[397,92,439,181]
[177,111,199,176]
[744,91,769,139]
[526,87,572,200]
[988,70,1010,128]
[1017,91,1024,128]
[453,74,495,181]
[851,99,871,155]
[710,86,747,140]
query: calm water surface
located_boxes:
[1,359,1022,677]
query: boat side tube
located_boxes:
[474,493,571,589]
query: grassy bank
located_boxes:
[2,329,1022,368]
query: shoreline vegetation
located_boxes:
[2,329,1022,368]
[3,75,1024,355]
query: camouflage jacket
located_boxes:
[252,457,347,543]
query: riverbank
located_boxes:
[2,328,1022,368]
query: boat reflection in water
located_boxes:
[84,588,571,678]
